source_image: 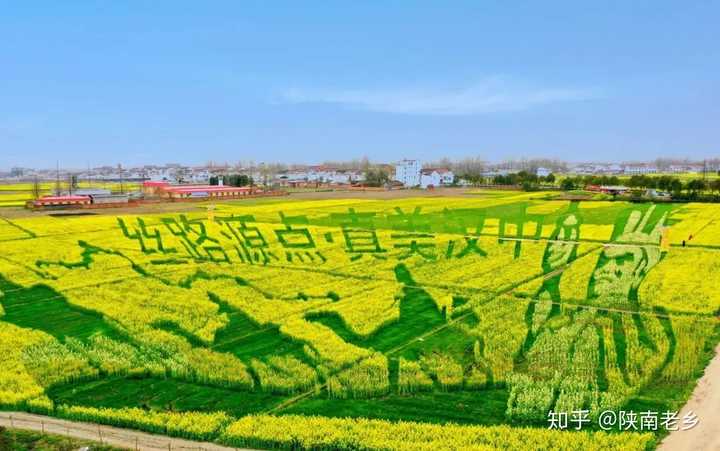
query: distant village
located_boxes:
[3,158,718,189]
[1,157,719,209]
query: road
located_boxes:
[658,343,720,451]
[0,412,253,451]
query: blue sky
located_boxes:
[1,1,718,169]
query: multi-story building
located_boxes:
[394,159,421,187]
[623,165,658,175]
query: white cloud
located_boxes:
[278,77,598,115]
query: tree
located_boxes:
[521,180,537,192]
[365,169,389,187]
[560,178,575,191]
[711,179,720,194]
[657,175,677,192]
[360,156,370,174]
[222,174,252,187]
[670,179,683,196]
[628,175,644,188]
[685,179,706,195]
[545,173,556,184]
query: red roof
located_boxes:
[143,181,170,187]
[308,165,336,171]
[35,195,91,203]
[163,186,252,194]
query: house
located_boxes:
[347,171,365,183]
[570,163,622,175]
[607,164,623,174]
[307,165,337,183]
[148,167,176,183]
[586,185,631,195]
[329,171,351,184]
[188,168,211,183]
[394,160,421,187]
[142,181,170,195]
[536,167,551,178]
[623,165,658,175]
[143,181,255,199]
[420,168,454,189]
[284,170,308,182]
[161,184,253,199]
[73,188,112,196]
[90,193,130,205]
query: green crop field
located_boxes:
[1,193,719,450]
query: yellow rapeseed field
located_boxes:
[0,195,718,449]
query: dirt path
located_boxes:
[0,412,253,451]
[658,343,720,451]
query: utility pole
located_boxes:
[55,160,61,196]
[32,176,41,199]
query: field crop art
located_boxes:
[1,193,719,450]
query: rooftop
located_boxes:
[36,195,91,202]
[163,185,252,194]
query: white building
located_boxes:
[285,170,307,182]
[346,171,365,183]
[394,160,421,187]
[668,165,689,173]
[188,169,210,183]
[329,171,351,184]
[148,167,176,182]
[307,165,338,182]
[420,168,454,189]
[607,164,623,174]
[624,165,658,175]
[536,167,551,177]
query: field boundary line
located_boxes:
[0,411,253,451]
[0,217,36,238]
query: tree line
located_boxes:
[558,174,720,197]
[209,174,254,187]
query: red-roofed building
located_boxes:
[33,195,92,208]
[143,181,254,199]
[142,180,170,195]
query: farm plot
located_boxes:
[1,195,718,449]
[0,182,141,208]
